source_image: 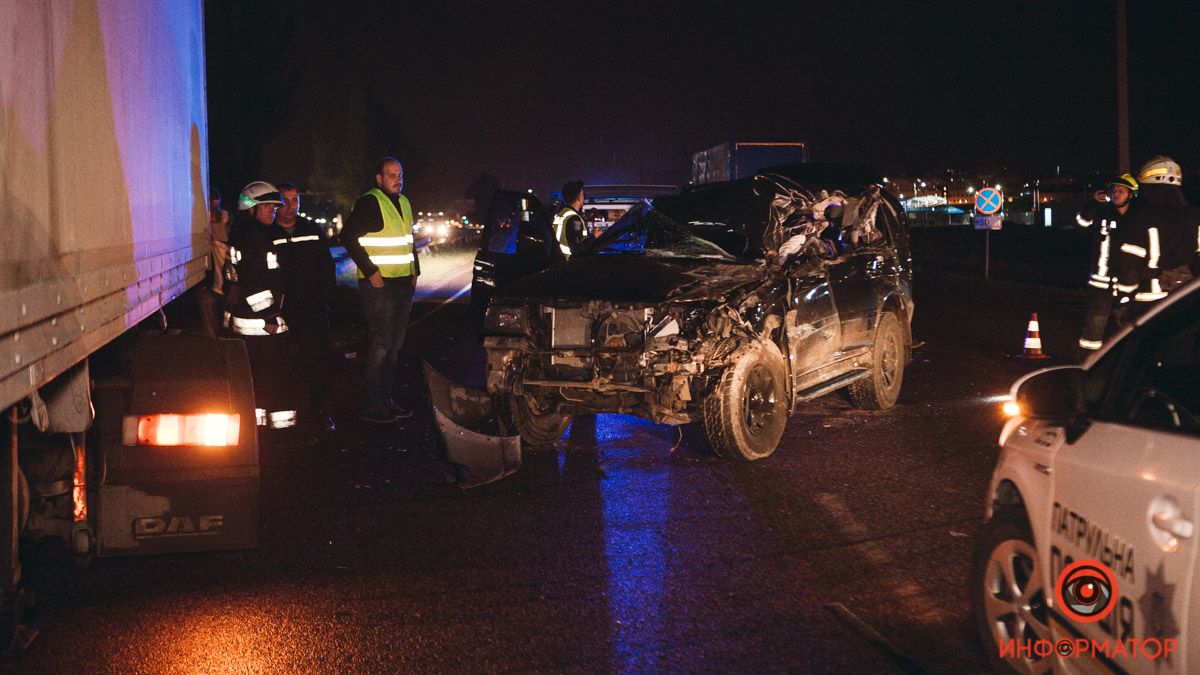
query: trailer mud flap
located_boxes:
[423,362,520,488]
[92,334,259,556]
[97,469,257,555]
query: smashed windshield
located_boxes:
[582,202,741,260]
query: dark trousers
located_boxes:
[359,276,416,411]
[242,333,303,427]
[289,325,333,421]
[1079,287,1113,354]
[196,287,223,339]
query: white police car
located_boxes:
[974,279,1200,674]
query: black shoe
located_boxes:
[361,408,399,424]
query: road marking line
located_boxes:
[814,492,942,621]
[409,281,472,330]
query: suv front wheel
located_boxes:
[703,341,789,461]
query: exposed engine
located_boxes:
[484,275,787,426]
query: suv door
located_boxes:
[786,257,842,395]
[471,191,562,331]
[1047,293,1200,671]
[826,197,903,349]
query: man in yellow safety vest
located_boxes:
[342,157,421,423]
[553,180,587,259]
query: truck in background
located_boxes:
[1,1,258,639]
[691,141,809,185]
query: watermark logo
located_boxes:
[1000,637,1178,661]
[999,560,1177,662]
[1057,560,1118,623]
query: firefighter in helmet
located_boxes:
[1077,173,1137,355]
[1112,156,1197,324]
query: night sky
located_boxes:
[205,1,1200,208]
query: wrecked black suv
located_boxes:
[479,164,913,460]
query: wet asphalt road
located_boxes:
[12,246,1090,673]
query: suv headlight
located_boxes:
[483,305,529,335]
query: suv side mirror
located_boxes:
[1014,366,1085,419]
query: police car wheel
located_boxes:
[702,341,788,461]
[848,312,904,410]
[509,394,571,448]
[971,507,1052,675]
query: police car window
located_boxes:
[1112,299,1200,434]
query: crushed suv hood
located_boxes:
[496,255,768,304]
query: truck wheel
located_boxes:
[848,312,904,410]
[509,394,571,447]
[703,342,788,461]
[971,507,1051,675]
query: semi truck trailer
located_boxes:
[691,140,809,185]
[1,0,258,638]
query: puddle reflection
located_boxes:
[596,414,670,669]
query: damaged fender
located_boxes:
[423,362,521,488]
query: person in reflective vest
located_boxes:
[1113,156,1197,325]
[553,180,587,259]
[342,157,421,424]
[1075,174,1137,355]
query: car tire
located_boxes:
[508,394,571,448]
[971,506,1053,675]
[848,311,904,410]
[702,341,788,461]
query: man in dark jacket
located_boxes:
[271,182,337,436]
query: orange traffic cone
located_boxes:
[1018,312,1050,359]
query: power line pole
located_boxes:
[1116,0,1130,171]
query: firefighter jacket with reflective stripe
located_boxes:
[269,221,336,330]
[224,215,287,334]
[355,188,415,278]
[553,206,585,258]
[1074,200,1124,292]
[1114,200,1196,303]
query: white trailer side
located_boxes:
[0,0,212,411]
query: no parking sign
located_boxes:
[975,187,1003,215]
[974,187,1003,231]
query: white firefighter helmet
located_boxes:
[237,181,283,210]
[1137,156,1183,186]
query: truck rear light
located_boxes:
[122,414,241,447]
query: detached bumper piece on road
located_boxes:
[423,362,520,488]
